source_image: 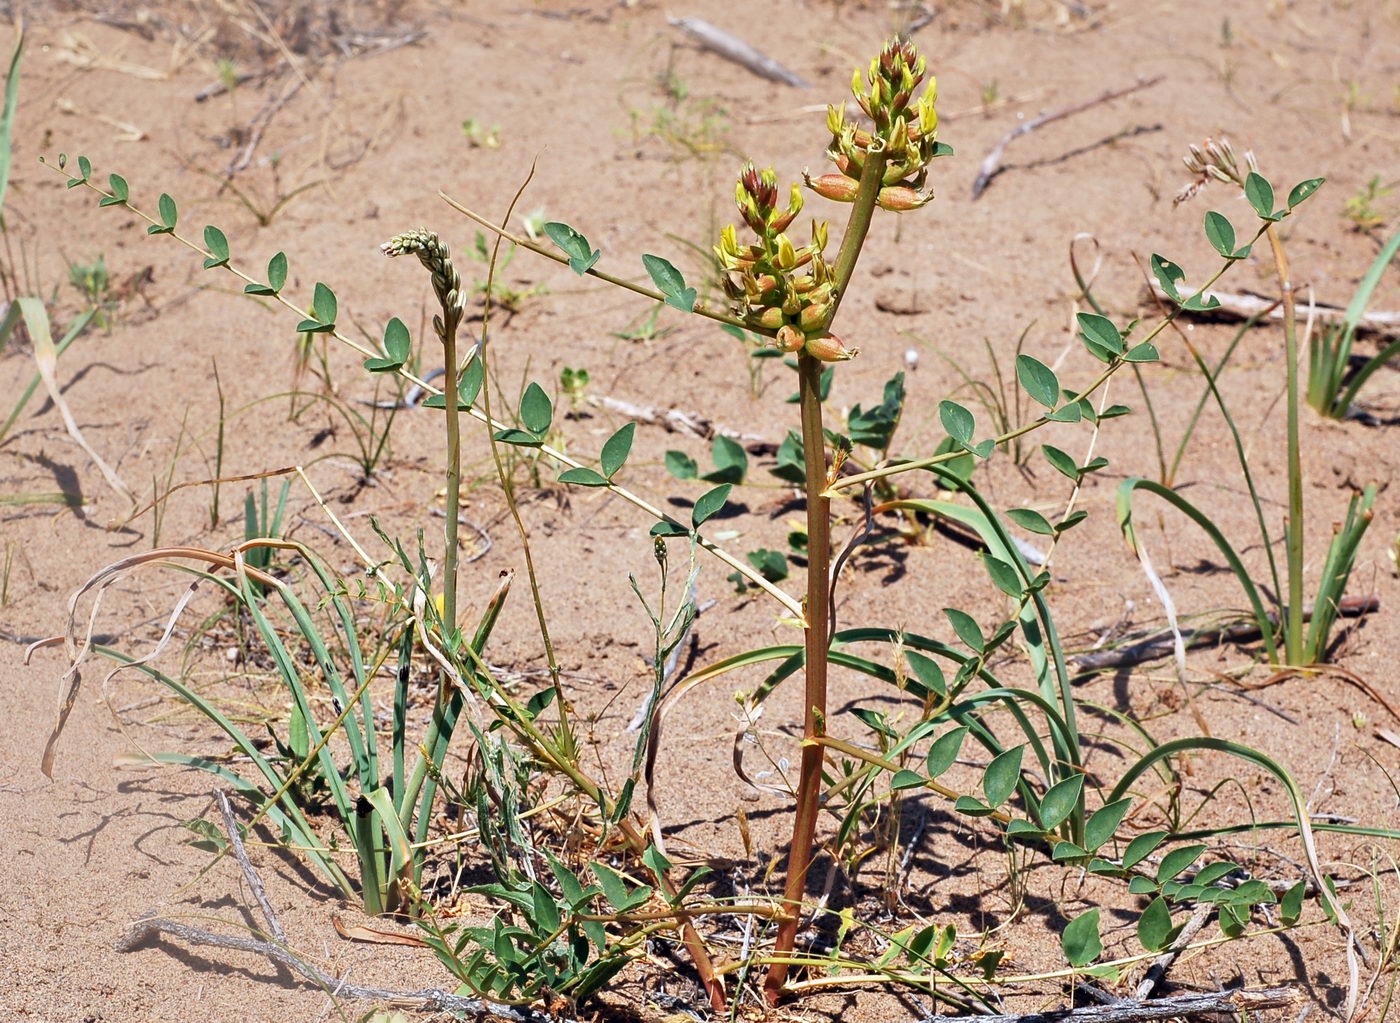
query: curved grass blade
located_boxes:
[1116,478,1279,663]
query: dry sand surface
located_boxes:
[2,0,1399,1020]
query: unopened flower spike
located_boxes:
[382,228,463,340]
[807,35,946,214]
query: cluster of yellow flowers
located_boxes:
[714,38,945,362]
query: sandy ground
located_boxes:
[2,0,1400,1020]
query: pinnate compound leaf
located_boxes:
[691,483,731,529]
[982,745,1024,807]
[600,422,635,478]
[1016,354,1060,408]
[544,221,601,274]
[926,726,967,778]
[1062,908,1103,967]
[520,382,553,436]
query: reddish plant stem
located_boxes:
[764,143,890,1005]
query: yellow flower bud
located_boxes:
[775,324,805,352]
[876,185,932,212]
[826,103,845,137]
[775,233,799,271]
[755,306,786,330]
[805,332,858,362]
[805,172,860,203]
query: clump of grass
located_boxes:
[1307,226,1400,418]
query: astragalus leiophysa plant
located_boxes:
[39,37,1376,1017]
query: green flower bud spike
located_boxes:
[382,229,464,343]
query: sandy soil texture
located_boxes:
[2,1,1399,1020]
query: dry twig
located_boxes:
[1147,281,1400,339]
[668,17,808,88]
[921,987,1300,1023]
[971,76,1163,199]
[117,792,573,1023]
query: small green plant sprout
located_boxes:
[460,116,501,149]
[519,205,547,239]
[1342,175,1396,232]
[559,365,590,409]
[611,303,675,343]
[980,77,1000,115]
[67,255,118,328]
[1307,226,1400,418]
[466,230,545,312]
[1121,137,1371,667]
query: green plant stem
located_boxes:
[43,165,803,618]
[440,191,761,336]
[828,140,890,320]
[765,143,889,1006]
[455,642,726,1010]
[441,322,462,642]
[474,171,573,749]
[827,232,1263,496]
[1264,225,1305,663]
